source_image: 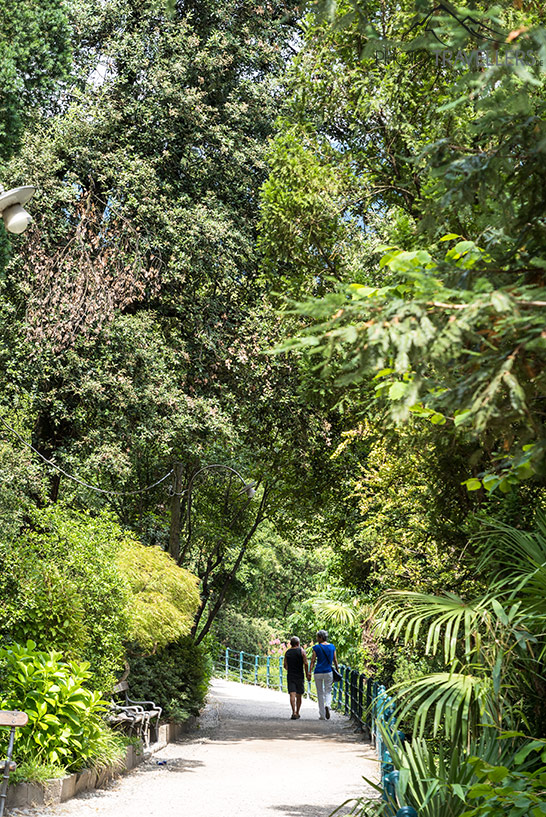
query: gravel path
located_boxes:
[20,679,379,817]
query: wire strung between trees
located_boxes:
[0,414,173,496]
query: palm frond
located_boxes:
[390,671,492,740]
[478,515,546,616]
[374,590,492,664]
[309,596,361,627]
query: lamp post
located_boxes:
[0,185,35,234]
[168,462,256,562]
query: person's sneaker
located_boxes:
[290,714,297,719]
[325,706,330,719]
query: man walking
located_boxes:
[283,636,309,720]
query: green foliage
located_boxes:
[329,424,475,595]
[116,541,200,654]
[278,239,546,487]
[0,508,126,685]
[261,0,546,492]
[219,519,330,623]
[8,759,66,785]
[0,641,112,771]
[0,506,131,691]
[213,609,276,656]
[0,0,70,162]
[259,127,357,288]
[0,0,346,650]
[388,733,475,817]
[128,636,212,723]
[462,746,546,817]
[374,512,546,750]
[287,587,365,668]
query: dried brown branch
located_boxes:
[20,193,162,352]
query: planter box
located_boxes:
[167,715,197,742]
[5,717,194,811]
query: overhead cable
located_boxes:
[0,414,173,496]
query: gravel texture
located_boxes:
[13,679,379,817]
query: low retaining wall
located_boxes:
[6,717,198,812]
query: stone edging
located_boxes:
[6,717,197,812]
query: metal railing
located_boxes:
[371,684,417,817]
[217,649,371,719]
[215,649,417,817]
[220,648,287,691]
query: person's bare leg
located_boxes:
[289,692,297,717]
[295,693,302,716]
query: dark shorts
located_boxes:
[287,676,305,695]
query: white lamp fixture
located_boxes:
[239,481,257,499]
[0,185,36,234]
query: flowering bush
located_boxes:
[268,639,310,657]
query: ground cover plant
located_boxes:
[0,641,121,773]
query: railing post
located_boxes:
[266,655,270,688]
[225,648,229,679]
[344,667,349,716]
[279,656,283,691]
[254,654,259,685]
[239,651,243,684]
[366,678,373,737]
[358,673,364,730]
[383,770,400,815]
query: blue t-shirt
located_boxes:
[313,642,335,674]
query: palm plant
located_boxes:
[373,513,546,745]
[308,594,364,628]
[341,514,546,817]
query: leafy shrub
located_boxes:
[128,636,212,723]
[116,542,200,654]
[462,745,546,817]
[0,641,118,772]
[213,609,276,655]
[0,506,131,691]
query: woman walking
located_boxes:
[308,630,339,720]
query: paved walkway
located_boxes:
[34,679,379,817]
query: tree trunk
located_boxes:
[194,486,269,644]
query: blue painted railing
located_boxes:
[216,649,417,817]
[372,684,417,817]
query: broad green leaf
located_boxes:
[462,478,482,491]
[454,410,471,427]
[388,381,408,400]
[486,765,510,783]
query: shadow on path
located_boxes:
[270,805,352,817]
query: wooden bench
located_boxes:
[107,681,162,748]
[0,710,28,817]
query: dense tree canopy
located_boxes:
[0,0,356,663]
[262,0,546,493]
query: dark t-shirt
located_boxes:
[285,647,305,678]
